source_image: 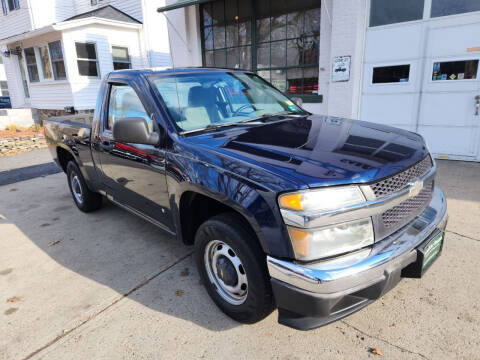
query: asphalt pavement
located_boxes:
[0,149,60,186]
[0,158,479,359]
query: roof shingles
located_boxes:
[64,5,142,24]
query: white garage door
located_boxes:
[362,0,480,161]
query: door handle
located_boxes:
[475,95,480,116]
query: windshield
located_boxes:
[149,71,306,133]
[0,97,9,103]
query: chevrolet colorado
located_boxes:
[44,68,447,330]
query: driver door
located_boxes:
[96,78,173,232]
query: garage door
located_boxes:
[362,0,480,161]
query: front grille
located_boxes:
[381,180,434,229]
[370,156,433,198]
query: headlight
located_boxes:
[278,186,365,213]
[287,218,374,261]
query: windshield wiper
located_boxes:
[244,111,307,123]
[181,121,263,135]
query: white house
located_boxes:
[160,0,480,162]
[0,56,7,96]
[0,0,171,119]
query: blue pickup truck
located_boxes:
[44,68,447,330]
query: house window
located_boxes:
[0,81,8,96]
[1,0,7,15]
[48,41,66,80]
[76,42,99,77]
[112,46,131,70]
[372,65,410,83]
[369,0,424,27]
[24,47,39,83]
[6,0,19,11]
[39,46,53,79]
[200,0,321,102]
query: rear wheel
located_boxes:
[194,213,275,323]
[66,161,102,212]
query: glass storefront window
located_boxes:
[369,0,425,27]
[431,0,480,18]
[201,0,320,101]
[201,0,252,70]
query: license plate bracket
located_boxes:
[401,230,444,279]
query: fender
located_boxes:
[166,151,294,259]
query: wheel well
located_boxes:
[179,191,257,246]
[57,147,75,172]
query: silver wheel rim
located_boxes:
[71,174,83,204]
[204,240,248,305]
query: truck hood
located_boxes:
[184,115,429,190]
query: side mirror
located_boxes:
[291,97,303,107]
[112,117,159,145]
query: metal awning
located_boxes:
[157,0,211,13]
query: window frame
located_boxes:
[48,40,67,80]
[199,0,322,103]
[111,45,132,70]
[23,47,40,83]
[75,41,100,78]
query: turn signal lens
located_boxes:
[278,186,365,213]
[287,227,310,257]
[278,193,303,211]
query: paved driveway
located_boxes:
[1,160,479,359]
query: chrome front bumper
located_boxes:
[268,186,448,295]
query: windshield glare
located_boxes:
[150,72,306,133]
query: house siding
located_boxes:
[0,0,32,40]
[8,32,74,109]
[74,0,143,23]
[143,0,171,67]
[62,24,144,109]
[30,0,76,28]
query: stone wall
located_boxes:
[0,134,47,156]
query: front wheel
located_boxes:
[194,213,275,324]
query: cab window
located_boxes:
[107,84,153,132]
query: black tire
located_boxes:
[66,161,102,212]
[194,212,275,324]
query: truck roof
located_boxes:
[110,67,251,77]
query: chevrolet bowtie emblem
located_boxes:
[409,180,423,197]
